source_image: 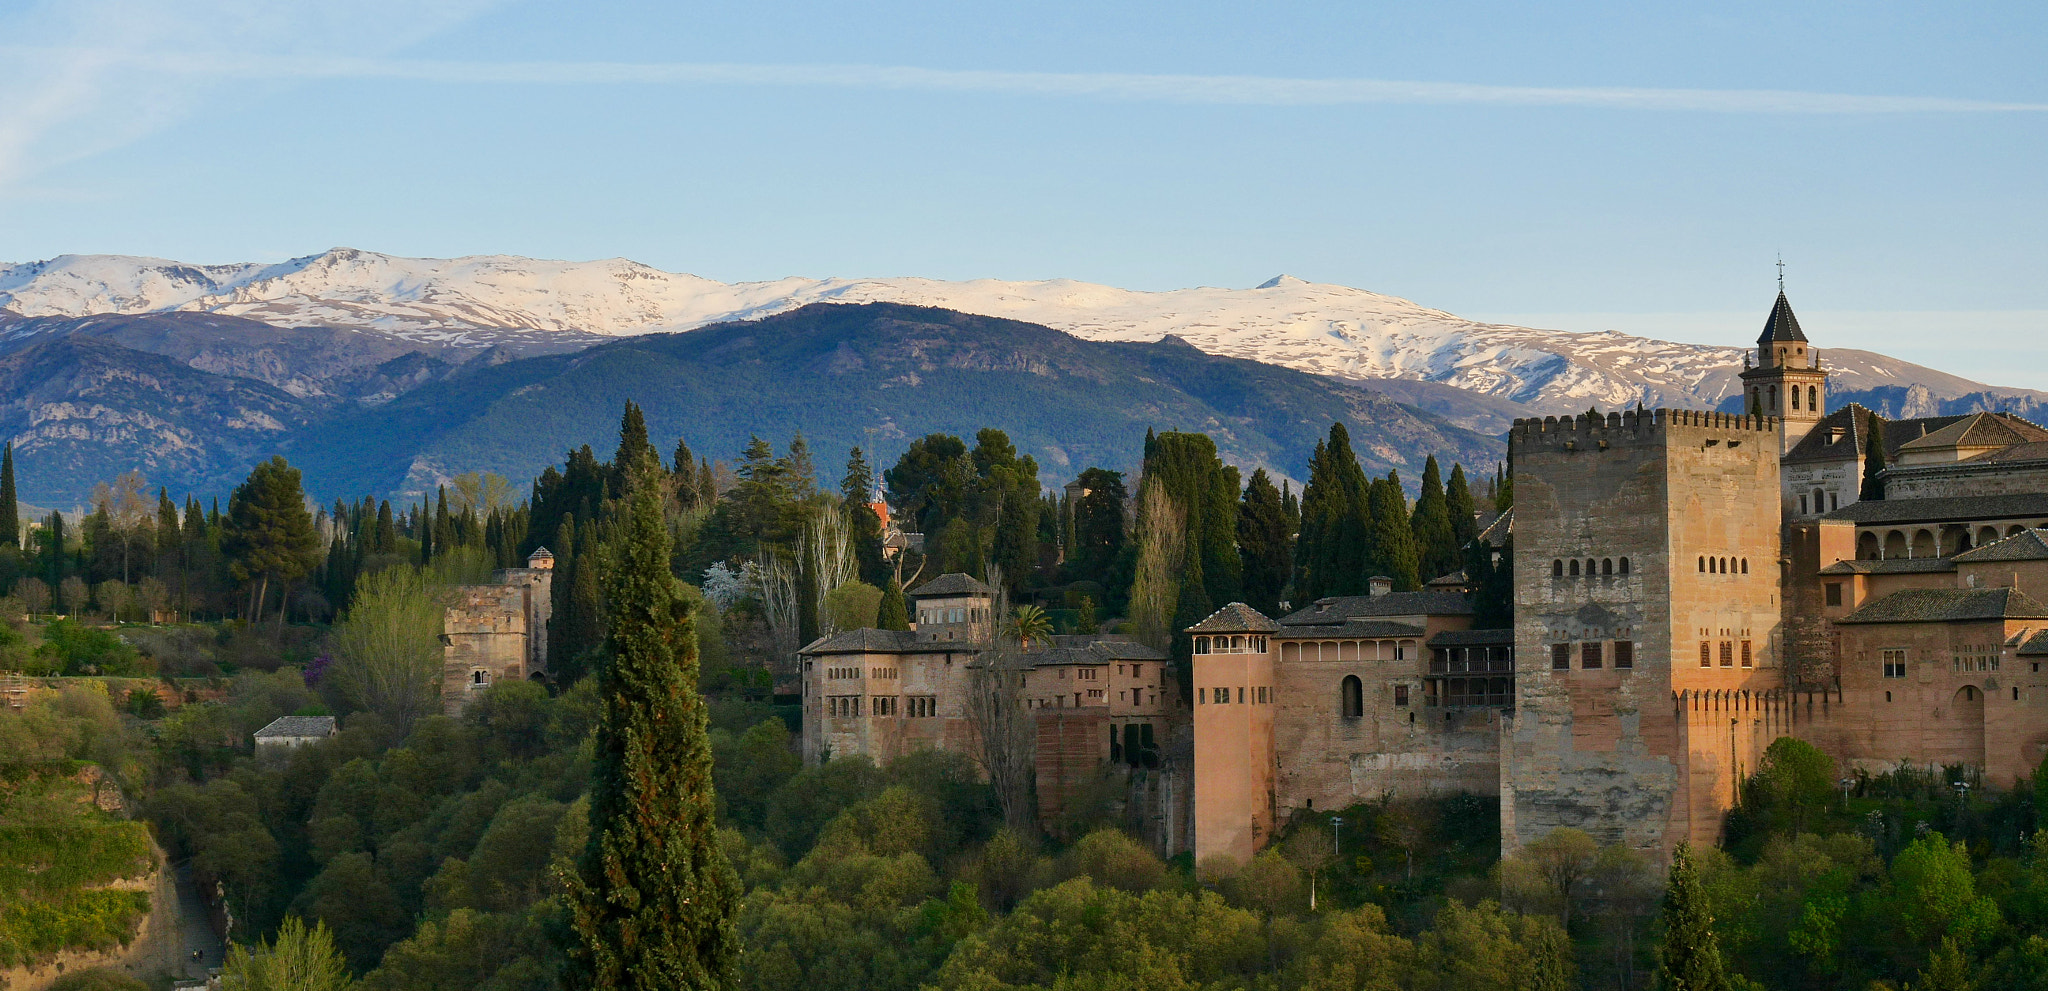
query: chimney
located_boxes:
[1367,576,1393,597]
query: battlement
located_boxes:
[1511,408,1781,440]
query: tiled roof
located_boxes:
[1426,628,1515,647]
[1046,634,1160,658]
[1969,440,2048,465]
[2020,629,2048,657]
[988,637,1170,670]
[1836,587,2048,625]
[1275,620,1427,640]
[1279,590,1472,625]
[1897,412,2048,454]
[1783,405,2001,466]
[255,715,336,739]
[1758,291,1807,344]
[1952,529,2048,563]
[1821,492,2048,526]
[1817,558,1957,576]
[1476,508,1513,544]
[1424,570,1471,588]
[801,628,929,654]
[1185,602,1280,634]
[909,573,992,598]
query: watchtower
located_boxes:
[1738,290,1829,456]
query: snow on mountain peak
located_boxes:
[1256,274,1307,289]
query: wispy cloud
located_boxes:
[15,50,2048,115]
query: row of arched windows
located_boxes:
[1754,383,1819,413]
[1551,557,1631,578]
[1698,556,1748,575]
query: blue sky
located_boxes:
[2,1,2045,385]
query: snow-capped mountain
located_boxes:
[1,248,2037,420]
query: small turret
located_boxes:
[527,547,555,570]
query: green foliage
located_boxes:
[222,916,354,991]
[569,477,741,990]
[822,581,882,634]
[1657,842,1732,991]
[0,769,157,970]
[1741,737,1838,837]
[1140,431,1241,610]
[35,619,145,676]
[876,578,910,632]
[328,567,445,732]
[1409,456,1459,583]
[1861,411,1888,501]
[1236,467,1292,615]
[1366,472,1420,591]
[47,968,149,991]
[1294,423,1372,600]
[222,456,320,621]
[929,877,1269,989]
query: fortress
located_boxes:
[792,288,2048,867]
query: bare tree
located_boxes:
[749,554,801,681]
[805,507,855,636]
[136,577,169,624]
[967,566,1037,832]
[95,581,132,623]
[18,578,49,620]
[1127,485,1186,651]
[1502,826,1602,931]
[59,576,89,618]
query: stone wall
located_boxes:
[440,563,551,715]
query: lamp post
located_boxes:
[1331,815,1344,857]
[1839,776,1853,810]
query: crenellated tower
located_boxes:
[1738,289,1828,456]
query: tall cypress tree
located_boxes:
[877,577,911,631]
[1654,843,1732,991]
[0,442,17,549]
[673,438,700,510]
[1366,473,1420,591]
[1446,463,1478,551]
[1293,424,1372,601]
[842,447,889,587]
[1409,456,1457,583]
[1860,410,1888,502]
[1236,468,1292,616]
[569,470,740,991]
[610,401,661,497]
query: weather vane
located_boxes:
[1776,255,1785,292]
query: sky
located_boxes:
[1,1,2045,386]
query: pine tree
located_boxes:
[1410,456,1457,583]
[610,401,660,497]
[673,438,700,509]
[569,472,741,991]
[0,442,17,549]
[221,456,320,626]
[843,448,889,587]
[1446,463,1478,551]
[1861,410,1887,502]
[1654,842,1732,991]
[877,577,911,631]
[1497,453,1515,513]
[1075,595,1098,634]
[1293,425,1372,601]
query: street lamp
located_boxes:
[1838,776,1853,810]
[1331,815,1344,857]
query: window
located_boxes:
[1825,582,1842,606]
[1700,642,1711,668]
[1740,641,1752,668]
[1552,644,1571,671]
[1586,559,1597,577]
[1582,642,1603,669]
[1614,640,1634,669]
[1570,559,1580,577]
[1194,637,1209,654]
[1741,559,1749,574]
[1800,494,1808,515]
[1602,558,1613,576]
[1619,557,1630,575]
[1830,493,1839,511]
[1214,687,1229,705]
[1341,676,1363,718]
[1809,386,1817,410]
[1792,385,1800,410]
[1238,687,1245,704]
[1394,684,1409,706]
[471,669,488,686]
[1553,559,1564,578]
[1719,641,1733,667]
[1882,649,1907,679]
[1698,556,1706,572]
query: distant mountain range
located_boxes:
[1,247,2042,504]
[0,304,1500,506]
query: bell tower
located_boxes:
[1737,277,1827,456]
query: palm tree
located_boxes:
[1007,604,1052,648]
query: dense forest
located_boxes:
[10,407,2048,990]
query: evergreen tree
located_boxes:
[1366,473,1420,591]
[673,438,700,509]
[842,448,890,587]
[610,401,661,497]
[568,471,741,991]
[877,577,911,631]
[697,458,717,509]
[1446,463,1478,552]
[1075,594,1098,634]
[1861,410,1888,502]
[1468,536,1513,629]
[1068,468,1128,587]
[1410,456,1457,583]
[1142,433,1240,608]
[0,442,16,548]
[1654,843,1732,991]
[1236,469,1292,615]
[1294,425,1372,600]
[221,456,320,625]
[1497,454,1514,512]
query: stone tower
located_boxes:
[1502,409,1786,860]
[1738,291,1828,456]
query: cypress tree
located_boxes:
[1409,456,1457,583]
[673,438,699,509]
[1075,595,1098,634]
[1366,473,1420,591]
[1236,468,1292,616]
[1446,463,1478,551]
[568,470,741,991]
[1497,452,1515,513]
[610,401,660,497]
[1294,425,1372,601]
[0,442,16,548]
[843,448,889,587]
[698,458,717,509]
[877,577,911,631]
[1860,410,1887,502]
[1654,843,1732,991]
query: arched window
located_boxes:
[1741,558,1749,574]
[1341,676,1363,719]
[1194,637,1209,654]
[1791,386,1800,410]
[1569,560,1580,577]
[1602,558,1613,576]
[1769,385,1777,410]
[1800,494,1808,515]
[1585,559,1596,577]
[1618,557,1630,575]
[1812,489,1825,515]
[1808,386,1817,411]
[1553,559,1564,577]
[1698,556,1706,572]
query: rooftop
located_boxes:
[1821,492,2048,527]
[1278,590,1472,626]
[1836,587,2048,625]
[1426,628,1515,647]
[1757,291,1807,345]
[1952,529,2048,563]
[909,573,993,598]
[1184,602,1280,634]
[254,715,336,739]
[1275,620,1428,640]
[801,628,930,654]
[1817,558,1957,576]
[1897,411,2048,455]
[2021,629,2048,657]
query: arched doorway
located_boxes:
[1858,531,1881,560]
[1949,685,1987,769]
[1884,531,1908,559]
